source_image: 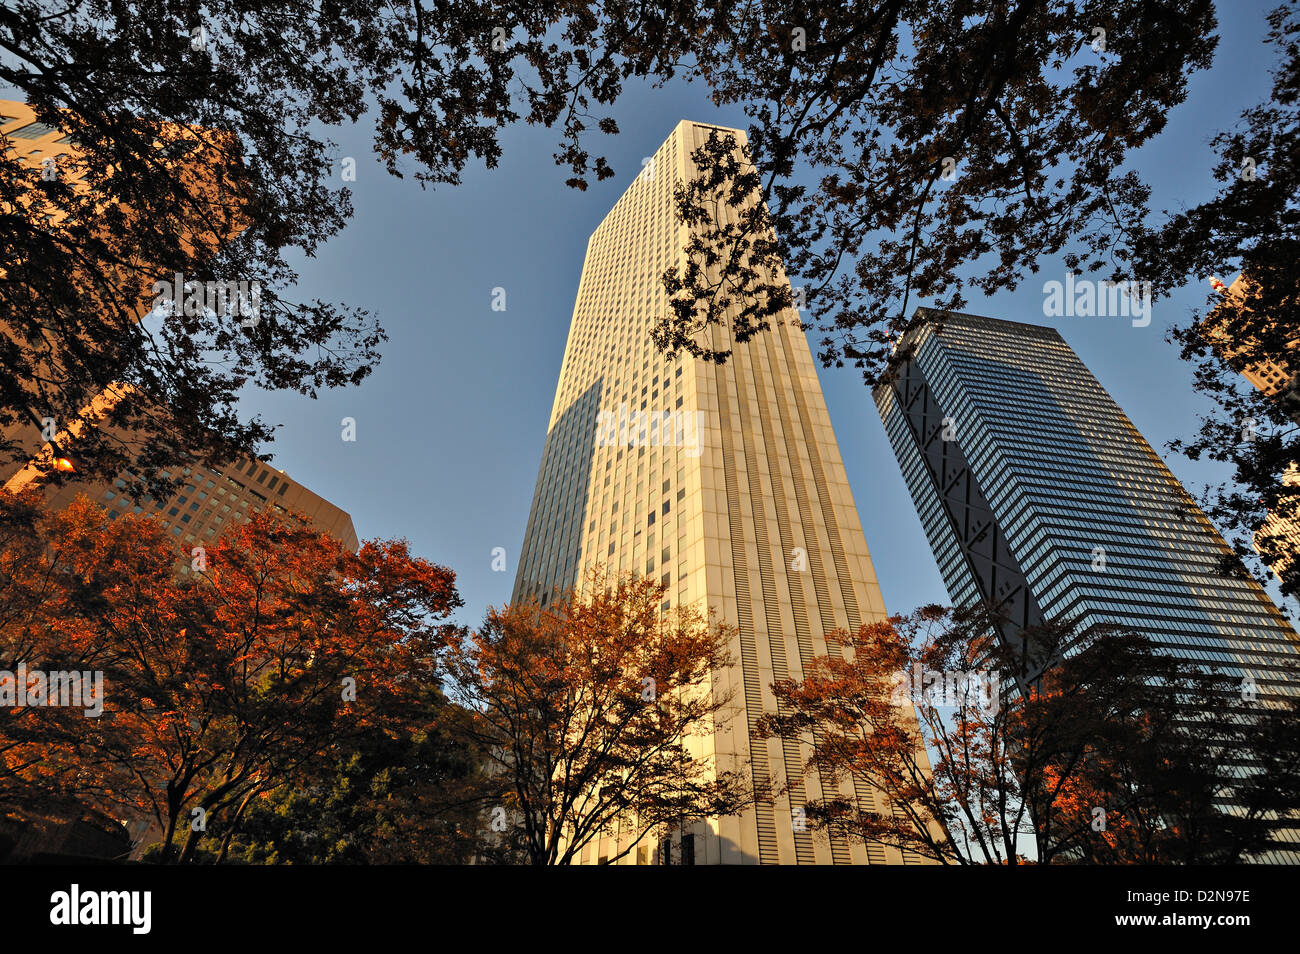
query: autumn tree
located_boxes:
[758,607,1004,864]
[443,572,752,865]
[0,492,466,863]
[0,488,107,824]
[761,605,1300,864]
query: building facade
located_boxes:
[514,121,928,864]
[26,448,358,556]
[1204,275,1300,587]
[874,308,1300,859]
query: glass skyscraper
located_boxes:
[875,308,1300,859]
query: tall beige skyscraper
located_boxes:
[514,121,921,865]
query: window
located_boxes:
[8,121,57,139]
[681,834,695,866]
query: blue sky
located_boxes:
[225,1,1291,629]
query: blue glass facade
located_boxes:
[875,310,1300,860]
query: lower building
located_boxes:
[3,384,358,553]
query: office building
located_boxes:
[514,121,931,864]
[875,308,1300,860]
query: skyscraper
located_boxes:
[514,121,925,865]
[874,308,1300,857]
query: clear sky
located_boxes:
[222,0,1291,630]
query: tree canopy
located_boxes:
[0,490,468,863]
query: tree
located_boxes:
[650,0,1216,379]
[443,572,752,865]
[0,488,107,822]
[1137,2,1300,602]
[0,492,465,863]
[758,606,1007,864]
[205,695,490,865]
[761,605,1300,864]
[0,0,667,494]
[3,2,1224,498]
